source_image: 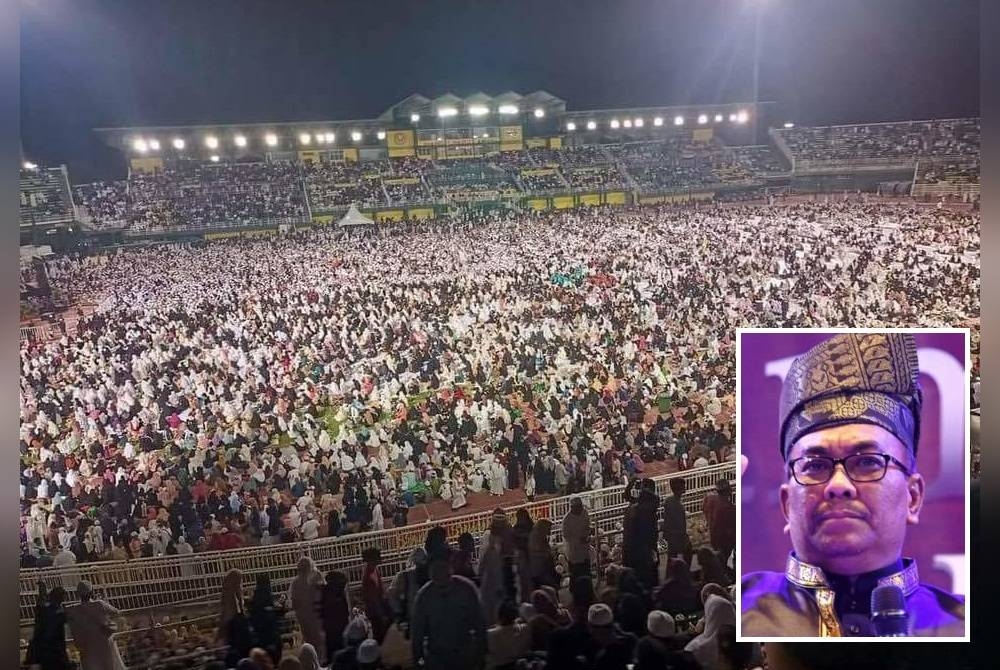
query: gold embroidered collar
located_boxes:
[784,553,920,597]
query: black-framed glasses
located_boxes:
[787,453,911,486]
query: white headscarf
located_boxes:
[684,594,736,670]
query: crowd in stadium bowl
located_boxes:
[778,117,980,162]
[519,171,566,192]
[18,199,978,573]
[916,158,980,186]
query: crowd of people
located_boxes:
[18,200,978,573]
[23,473,747,670]
[778,118,981,162]
[915,158,980,186]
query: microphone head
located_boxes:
[871,584,906,615]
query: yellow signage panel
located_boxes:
[299,151,321,164]
[312,214,335,225]
[552,196,575,209]
[580,194,600,206]
[204,231,241,240]
[130,157,163,174]
[374,210,405,223]
[407,208,435,221]
[388,148,415,158]
[525,138,547,149]
[692,128,714,143]
[606,192,626,205]
[549,137,563,149]
[499,126,523,142]
[527,198,550,211]
[388,130,414,148]
[639,195,664,205]
[342,148,359,162]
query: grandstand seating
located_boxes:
[778,118,980,163]
[20,167,75,225]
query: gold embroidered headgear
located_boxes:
[779,333,922,459]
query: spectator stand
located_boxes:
[20,463,735,626]
[20,165,76,228]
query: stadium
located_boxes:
[18,2,980,669]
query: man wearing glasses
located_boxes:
[741,332,965,637]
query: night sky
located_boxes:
[20,0,979,182]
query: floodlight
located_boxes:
[133,138,149,153]
[210,155,220,162]
[674,116,684,126]
[377,131,386,140]
[586,120,597,130]
[325,132,335,143]
[610,119,620,129]
[351,131,362,142]
[697,114,708,125]
[315,134,326,144]
[264,133,278,147]
[410,113,420,123]
[714,114,723,123]
[729,113,738,122]
[468,105,489,116]
[498,104,519,115]
[534,108,545,118]
[566,122,576,131]
[23,161,37,170]
[634,118,643,127]
[784,122,794,128]
[204,136,219,149]
[148,139,161,151]
[737,110,749,124]
[438,107,458,118]
[653,117,663,127]
[623,120,633,128]
[234,135,247,147]
[299,133,311,145]
[172,138,185,150]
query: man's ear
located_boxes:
[780,483,791,534]
[906,472,925,525]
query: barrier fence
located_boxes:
[20,463,734,626]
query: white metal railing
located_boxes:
[20,463,734,624]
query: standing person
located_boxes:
[622,479,659,589]
[360,547,391,643]
[25,581,49,669]
[65,580,126,670]
[289,556,326,653]
[477,527,506,627]
[33,585,71,670]
[661,477,692,566]
[684,595,736,670]
[452,533,478,583]
[561,496,592,582]
[388,547,429,635]
[410,548,488,670]
[704,479,736,571]
[250,574,286,666]
[511,509,534,603]
[320,570,351,662]
[217,569,245,644]
[528,519,559,590]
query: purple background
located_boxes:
[738,331,966,593]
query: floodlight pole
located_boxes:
[752,2,762,145]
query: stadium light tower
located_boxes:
[234,135,247,148]
[377,131,386,140]
[299,133,311,145]
[410,113,420,123]
[653,117,663,127]
[204,136,219,149]
[325,132,335,143]
[586,120,596,130]
[264,133,278,147]
[173,138,185,150]
[498,104,519,115]
[566,122,576,131]
[623,119,632,128]
[534,108,545,118]
[468,105,489,117]
[610,119,620,129]
[751,0,763,143]
[23,161,37,170]
[351,131,362,142]
[210,155,220,162]
[674,115,684,126]
[714,114,724,123]
[132,138,149,153]
[148,139,161,151]
[697,114,708,125]
[634,118,644,127]
[437,107,458,118]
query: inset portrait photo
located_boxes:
[736,329,969,642]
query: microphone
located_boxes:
[871,584,910,637]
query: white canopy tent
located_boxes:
[337,204,375,227]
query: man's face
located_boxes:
[779,423,924,575]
